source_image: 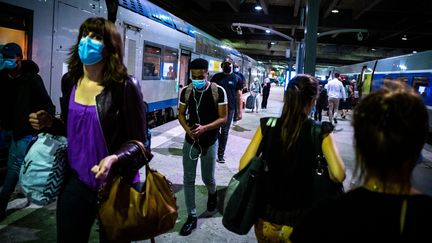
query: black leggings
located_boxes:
[56,175,107,242]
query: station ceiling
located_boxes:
[147,0,432,67]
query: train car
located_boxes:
[336,50,432,133]
[0,0,257,127]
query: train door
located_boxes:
[179,49,191,88]
[51,1,100,114]
[123,24,142,79]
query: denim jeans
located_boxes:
[182,140,217,216]
[217,109,235,159]
[0,134,33,206]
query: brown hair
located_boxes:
[280,74,319,150]
[352,81,428,192]
[67,17,128,85]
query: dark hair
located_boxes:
[334,72,340,78]
[67,17,128,85]
[280,74,319,150]
[353,82,428,192]
[190,58,208,70]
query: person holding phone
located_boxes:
[178,58,227,236]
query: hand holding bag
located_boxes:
[99,141,178,242]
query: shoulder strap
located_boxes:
[257,117,278,157]
[210,82,219,109]
[311,122,326,168]
[184,83,194,107]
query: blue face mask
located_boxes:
[192,79,206,90]
[0,58,17,70]
[234,68,239,72]
[78,36,104,65]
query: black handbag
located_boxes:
[222,117,275,235]
[311,122,344,203]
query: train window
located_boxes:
[142,44,161,80]
[413,77,429,98]
[162,48,178,80]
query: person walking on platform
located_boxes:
[178,58,227,236]
[250,77,261,113]
[261,77,271,109]
[210,57,243,163]
[0,43,55,221]
[325,72,346,125]
[239,74,345,242]
[291,82,432,242]
[28,17,150,242]
[314,85,328,122]
[233,62,245,125]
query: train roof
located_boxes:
[118,0,242,57]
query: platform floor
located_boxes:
[1,84,431,242]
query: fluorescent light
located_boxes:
[265,29,271,33]
[331,9,339,13]
[402,35,407,41]
[255,5,262,10]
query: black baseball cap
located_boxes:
[2,42,23,58]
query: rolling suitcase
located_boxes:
[245,95,255,109]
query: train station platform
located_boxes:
[0,84,431,242]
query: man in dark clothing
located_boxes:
[210,57,243,163]
[0,43,55,220]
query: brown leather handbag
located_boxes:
[99,142,178,242]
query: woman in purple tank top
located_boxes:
[29,17,151,242]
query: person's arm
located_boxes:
[94,77,152,180]
[239,126,262,170]
[236,89,243,120]
[322,133,346,183]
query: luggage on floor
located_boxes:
[245,95,255,109]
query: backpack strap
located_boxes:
[210,82,219,109]
[185,82,219,110]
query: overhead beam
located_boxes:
[293,0,301,17]
[190,0,211,12]
[232,23,294,41]
[353,0,383,20]
[258,0,269,14]
[225,0,241,12]
[323,0,339,18]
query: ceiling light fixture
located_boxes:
[255,4,262,11]
[402,35,407,41]
[331,9,339,13]
[265,29,271,34]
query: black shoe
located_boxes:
[207,192,218,213]
[333,118,338,124]
[179,215,197,236]
[216,157,225,164]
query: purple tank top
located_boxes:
[67,85,108,190]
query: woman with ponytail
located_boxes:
[239,74,345,242]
